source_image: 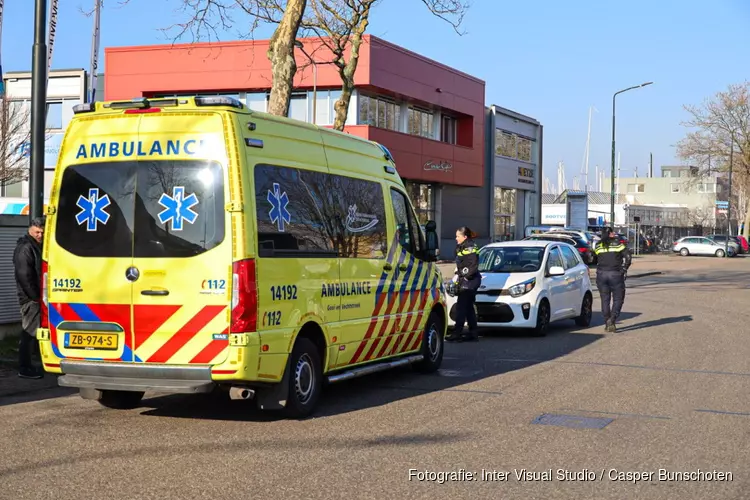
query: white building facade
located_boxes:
[1,69,88,214]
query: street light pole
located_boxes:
[29,0,48,221]
[725,137,734,257]
[610,81,653,227]
[293,40,317,124]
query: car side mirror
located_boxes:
[423,220,439,262]
[548,266,565,276]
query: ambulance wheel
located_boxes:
[282,338,322,419]
[414,310,444,373]
[98,390,144,410]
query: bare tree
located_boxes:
[677,82,750,237]
[116,0,308,117]
[114,0,469,128]
[291,0,469,130]
[0,99,34,188]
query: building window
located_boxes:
[45,101,63,130]
[627,183,645,193]
[495,130,516,158]
[358,94,400,131]
[403,181,435,224]
[493,187,516,240]
[440,115,457,144]
[670,183,681,193]
[246,92,268,112]
[288,94,308,122]
[697,183,715,193]
[516,137,532,162]
[408,107,433,138]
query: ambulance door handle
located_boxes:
[383,263,393,272]
[141,289,170,296]
[398,264,408,272]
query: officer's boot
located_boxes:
[604,318,614,332]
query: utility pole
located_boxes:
[29,0,48,221]
[649,153,653,177]
[725,138,734,257]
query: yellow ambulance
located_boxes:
[38,96,446,418]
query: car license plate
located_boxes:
[64,332,119,350]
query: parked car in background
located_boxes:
[524,233,595,265]
[706,234,742,254]
[672,236,737,257]
[445,240,593,336]
[737,235,750,253]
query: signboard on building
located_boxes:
[542,203,625,225]
[423,160,452,172]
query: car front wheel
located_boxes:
[531,299,550,337]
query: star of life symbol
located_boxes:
[158,186,199,231]
[76,188,111,231]
[267,182,291,232]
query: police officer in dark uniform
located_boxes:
[593,227,632,332]
[446,226,481,342]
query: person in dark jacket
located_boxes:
[593,227,632,332]
[446,226,481,342]
[13,217,45,379]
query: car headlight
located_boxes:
[508,278,536,298]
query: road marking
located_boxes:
[694,409,750,417]
[531,413,613,429]
[558,407,671,420]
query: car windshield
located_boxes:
[479,246,545,273]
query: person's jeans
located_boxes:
[453,290,478,336]
[18,330,36,371]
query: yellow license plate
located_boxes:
[65,332,119,350]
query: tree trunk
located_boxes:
[744,204,750,239]
[332,8,372,131]
[266,0,307,117]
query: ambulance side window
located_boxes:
[334,175,387,259]
[390,188,423,258]
[254,164,337,257]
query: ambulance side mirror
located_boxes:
[423,220,439,262]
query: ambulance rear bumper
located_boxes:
[58,360,216,394]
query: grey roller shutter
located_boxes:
[0,226,26,324]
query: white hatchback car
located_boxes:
[446,240,594,336]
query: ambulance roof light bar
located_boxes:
[194,96,244,109]
[105,97,182,110]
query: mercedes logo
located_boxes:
[125,266,140,282]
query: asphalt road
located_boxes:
[1,255,749,500]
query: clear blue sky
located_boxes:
[3,0,749,189]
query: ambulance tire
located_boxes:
[414,310,444,374]
[282,337,322,419]
[98,390,144,410]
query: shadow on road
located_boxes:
[0,429,473,478]
[138,320,606,421]
[615,315,693,333]
[0,385,76,408]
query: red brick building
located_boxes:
[105,35,489,252]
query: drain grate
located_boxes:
[531,413,613,429]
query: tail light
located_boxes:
[40,260,49,328]
[231,259,257,333]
